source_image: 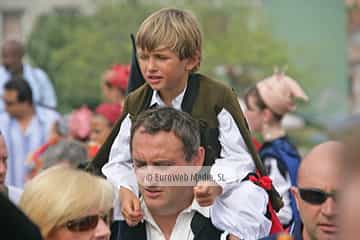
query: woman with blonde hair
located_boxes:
[19,166,113,240]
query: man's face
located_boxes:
[132,128,202,216]
[137,47,198,101]
[1,45,22,73]
[293,163,339,240]
[0,136,8,191]
[3,89,23,118]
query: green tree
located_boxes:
[27,0,292,112]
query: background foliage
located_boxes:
[27,0,292,113]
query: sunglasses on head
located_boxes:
[299,188,336,205]
[66,213,111,232]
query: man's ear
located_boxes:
[291,186,300,211]
[192,146,205,167]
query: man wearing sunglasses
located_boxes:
[261,141,342,240]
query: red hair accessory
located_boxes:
[95,103,122,125]
[68,106,93,141]
[104,64,130,91]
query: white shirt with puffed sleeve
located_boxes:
[102,87,271,239]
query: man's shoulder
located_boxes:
[0,112,11,124]
[8,185,23,205]
[36,106,60,123]
[23,64,49,79]
[0,65,7,74]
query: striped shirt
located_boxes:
[0,107,59,187]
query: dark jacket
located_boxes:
[119,212,224,240]
[0,193,43,240]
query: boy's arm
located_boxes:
[102,114,138,194]
[102,114,143,225]
[210,107,256,193]
[195,107,254,205]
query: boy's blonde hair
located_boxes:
[19,166,114,238]
[136,8,202,71]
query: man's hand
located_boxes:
[119,187,143,226]
[194,181,222,207]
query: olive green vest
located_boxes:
[92,73,249,171]
[90,73,283,211]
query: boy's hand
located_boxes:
[227,234,240,240]
[194,181,222,207]
[119,187,143,226]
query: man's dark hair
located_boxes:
[4,77,33,104]
[130,107,200,161]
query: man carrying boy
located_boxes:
[96,8,271,239]
[120,107,228,239]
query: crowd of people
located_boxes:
[0,6,358,240]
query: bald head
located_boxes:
[2,39,24,73]
[294,141,343,240]
[2,40,24,55]
[298,141,343,187]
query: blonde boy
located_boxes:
[100,8,271,239]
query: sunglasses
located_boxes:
[66,213,111,232]
[299,188,337,205]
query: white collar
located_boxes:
[141,196,209,229]
[150,85,187,110]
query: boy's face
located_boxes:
[137,47,198,99]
